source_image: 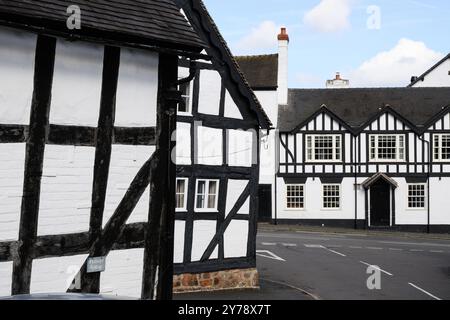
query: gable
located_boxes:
[360,109,415,133]
[175,0,272,129]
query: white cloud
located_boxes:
[235,21,280,53]
[303,0,352,33]
[349,38,444,87]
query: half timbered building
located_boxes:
[0,0,271,299]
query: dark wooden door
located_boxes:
[370,181,390,227]
[258,184,272,222]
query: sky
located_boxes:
[202,0,450,88]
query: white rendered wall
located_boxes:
[103,145,155,227]
[38,145,95,236]
[30,254,87,294]
[227,129,254,167]
[224,90,243,119]
[174,221,185,264]
[226,180,249,218]
[224,220,248,258]
[115,49,158,127]
[99,249,143,298]
[198,69,221,116]
[430,178,450,224]
[0,144,25,241]
[395,178,427,225]
[191,221,218,261]
[0,27,36,125]
[197,126,222,166]
[276,177,365,220]
[175,122,191,165]
[412,59,450,87]
[0,262,12,297]
[50,39,103,126]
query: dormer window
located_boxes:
[306,135,342,162]
[369,134,405,162]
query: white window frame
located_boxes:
[321,184,341,210]
[194,179,220,212]
[433,134,450,162]
[177,79,193,116]
[285,184,305,211]
[305,134,342,163]
[175,178,188,212]
[369,134,405,162]
[407,183,427,210]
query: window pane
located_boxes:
[442,135,450,160]
[176,179,186,209]
[178,82,190,113]
[408,184,426,209]
[196,181,206,209]
[286,185,304,209]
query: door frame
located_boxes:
[368,183,394,227]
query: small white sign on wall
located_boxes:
[87,256,106,273]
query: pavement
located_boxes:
[177,224,450,300]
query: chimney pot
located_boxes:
[336,72,341,80]
[278,27,289,42]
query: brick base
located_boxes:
[173,268,259,293]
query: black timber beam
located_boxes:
[141,53,178,300]
[11,35,56,295]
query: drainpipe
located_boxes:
[274,129,279,225]
[418,135,431,234]
[354,136,358,230]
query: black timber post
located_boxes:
[12,35,56,295]
[142,53,178,300]
[81,46,121,293]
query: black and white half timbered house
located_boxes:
[276,88,450,233]
[0,0,271,298]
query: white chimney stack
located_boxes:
[277,27,289,105]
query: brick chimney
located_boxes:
[277,27,289,105]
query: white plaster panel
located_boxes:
[0,27,36,125]
[174,221,185,264]
[224,220,248,258]
[100,249,143,298]
[197,126,222,166]
[198,69,221,116]
[38,146,95,236]
[103,145,155,227]
[175,122,191,165]
[225,180,248,218]
[30,254,87,294]
[224,90,242,120]
[115,49,158,127]
[430,178,450,224]
[0,143,25,241]
[228,129,253,167]
[0,262,12,297]
[191,221,217,261]
[50,39,103,126]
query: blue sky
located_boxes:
[203,0,450,88]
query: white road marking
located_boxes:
[408,283,442,300]
[256,250,286,262]
[349,246,362,249]
[366,247,383,250]
[304,244,325,248]
[379,241,450,248]
[325,248,347,257]
[410,249,424,252]
[327,245,343,248]
[282,243,297,247]
[261,242,277,246]
[304,244,346,256]
[359,261,393,276]
[389,248,403,251]
[430,250,444,253]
